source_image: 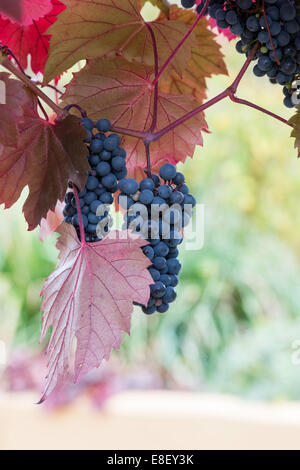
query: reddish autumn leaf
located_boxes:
[160,8,228,105]
[44,0,196,83]
[62,58,207,176]
[0,77,89,229]
[0,0,53,26]
[0,72,36,144]
[0,0,22,23]
[40,224,153,402]
[0,0,66,75]
[39,199,64,241]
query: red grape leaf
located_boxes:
[39,224,152,402]
[44,0,196,83]
[62,57,207,175]
[160,8,228,104]
[0,72,36,143]
[289,107,300,158]
[0,0,53,26]
[39,199,64,241]
[0,78,89,229]
[0,0,66,75]
[0,0,22,23]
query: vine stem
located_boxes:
[110,125,147,139]
[2,47,50,121]
[262,0,280,66]
[38,101,50,121]
[73,185,86,244]
[228,93,293,127]
[148,45,263,142]
[108,45,293,144]
[64,104,87,118]
[230,43,259,92]
[146,22,159,133]
[39,82,64,96]
[144,142,152,177]
[152,0,211,86]
[1,54,65,118]
[146,89,227,142]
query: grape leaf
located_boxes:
[0,72,36,143]
[0,77,89,229]
[289,107,300,158]
[39,199,64,241]
[0,0,53,26]
[62,57,207,174]
[160,7,228,104]
[40,224,152,402]
[44,0,196,84]
[0,0,66,75]
[0,0,22,23]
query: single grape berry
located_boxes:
[160,163,177,181]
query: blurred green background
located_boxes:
[1,33,300,401]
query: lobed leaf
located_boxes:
[0,0,53,26]
[40,224,152,402]
[0,0,66,75]
[160,7,228,105]
[44,0,196,83]
[39,199,64,241]
[62,57,207,175]
[0,0,22,23]
[0,74,89,229]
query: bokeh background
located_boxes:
[1,0,300,450]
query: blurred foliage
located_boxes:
[1,40,300,400]
[0,191,58,346]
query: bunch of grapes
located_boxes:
[118,163,196,315]
[64,117,196,314]
[63,117,127,242]
[181,0,300,108]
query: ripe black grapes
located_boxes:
[64,117,127,242]
[181,0,300,108]
[118,163,196,315]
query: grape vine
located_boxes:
[0,0,299,400]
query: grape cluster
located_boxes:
[118,163,196,315]
[63,117,127,242]
[181,0,300,108]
